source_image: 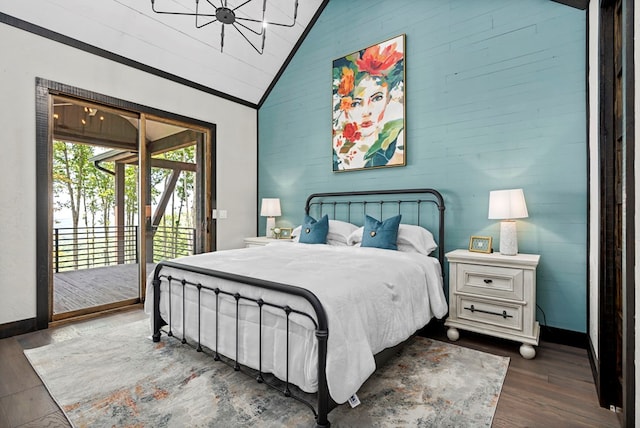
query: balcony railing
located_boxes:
[53,225,195,272]
[153,225,196,261]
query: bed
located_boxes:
[145,188,447,427]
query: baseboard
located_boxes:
[0,317,37,340]
[539,325,588,349]
[419,318,588,350]
[587,335,605,407]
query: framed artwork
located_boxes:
[278,227,293,239]
[332,34,406,172]
[469,236,493,254]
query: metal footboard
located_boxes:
[152,260,333,427]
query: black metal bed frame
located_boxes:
[152,188,445,427]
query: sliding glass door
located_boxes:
[47,94,213,321]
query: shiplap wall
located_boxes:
[259,0,587,332]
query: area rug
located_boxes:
[24,319,509,427]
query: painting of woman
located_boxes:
[332,35,405,171]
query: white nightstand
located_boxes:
[243,236,277,247]
[444,249,541,359]
[243,236,293,247]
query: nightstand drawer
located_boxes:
[456,263,524,300]
[456,296,523,332]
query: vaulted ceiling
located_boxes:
[0,0,327,107]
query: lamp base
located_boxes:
[499,220,518,256]
[265,217,276,238]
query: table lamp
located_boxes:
[260,198,281,238]
[488,189,528,256]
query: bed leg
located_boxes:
[152,277,162,343]
[315,329,331,428]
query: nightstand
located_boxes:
[243,236,278,247]
[243,236,293,247]
[444,249,541,359]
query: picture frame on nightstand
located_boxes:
[469,236,492,253]
[278,227,293,239]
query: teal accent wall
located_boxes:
[258,0,587,332]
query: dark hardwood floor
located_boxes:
[0,308,620,427]
[425,324,621,428]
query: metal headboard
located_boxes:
[304,188,446,270]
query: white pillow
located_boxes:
[347,224,437,255]
[346,227,364,246]
[327,219,359,244]
[293,220,358,245]
[292,225,302,242]
[397,224,437,255]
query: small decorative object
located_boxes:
[332,34,406,172]
[272,227,281,239]
[260,198,281,238]
[469,236,493,254]
[488,189,529,256]
[278,227,293,239]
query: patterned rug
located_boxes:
[24,319,509,427]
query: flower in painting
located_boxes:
[338,67,355,96]
[343,122,361,143]
[356,42,403,77]
[339,96,353,112]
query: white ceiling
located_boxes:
[0,0,326,106]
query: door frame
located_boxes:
[596,0,635,424]
[137,113,215,299]
[35,78,216,327]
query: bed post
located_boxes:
[315,329,330,428]
[152,266,162,343]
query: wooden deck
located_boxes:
[53,264,154,314]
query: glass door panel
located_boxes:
[139,115,211,298]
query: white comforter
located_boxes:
[144,242,447,404]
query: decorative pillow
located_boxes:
[293,219,358,245]
[360,214,402,250]
[298,214,329,244]
[396,224,438,255]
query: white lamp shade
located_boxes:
[260,198,281,217]
[488,189,528,220]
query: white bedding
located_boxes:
[144,242,447,404]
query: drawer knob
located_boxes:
[483,279,493,284]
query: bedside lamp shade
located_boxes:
[488,189,528,256]
[260,198,281,238]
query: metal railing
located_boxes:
[53,225,195,272]
[152,225,196,261]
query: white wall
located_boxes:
[588,0,600,360]
[0,24,257,325]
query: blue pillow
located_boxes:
[361,214,402,250]
[298,214,329,244]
